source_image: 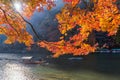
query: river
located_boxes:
[0,53,120,80]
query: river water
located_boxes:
[0,53,120,80]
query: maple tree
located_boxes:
[0,0,120,57]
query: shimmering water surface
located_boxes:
[0,53,120,80]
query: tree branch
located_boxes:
[10,0,41,41]
[18,13,41,41]
[0,7,19,35]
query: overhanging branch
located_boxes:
[10,0,41,41]
[0,7,19,35]
[18,13,41,41]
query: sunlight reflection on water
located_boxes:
[4,63,29,80]
[0,53,39,80]
[0,53,120,80]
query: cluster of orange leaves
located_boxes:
[21,0,56,18]
[64,0,80,7]
[0,0,55,47]
[38,0,120,57]
[0,1,34,47]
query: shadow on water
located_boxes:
[48,53,120,75]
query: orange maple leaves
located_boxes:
[38,0,120,57]
[64,0,80,7]
[22,0,56,18]
[38,38,97,58]
[0,0,56,47]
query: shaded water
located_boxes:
[0,53,120,80]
